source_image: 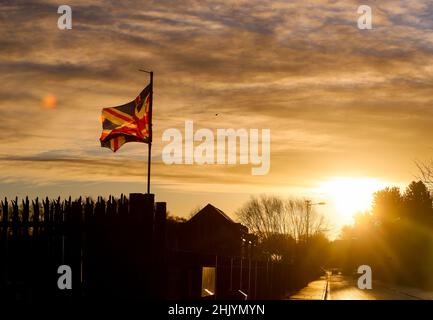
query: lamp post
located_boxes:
[305,200,326,243]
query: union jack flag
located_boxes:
[99,84,152,152]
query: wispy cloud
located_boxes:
[1,1,432,227]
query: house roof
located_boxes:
[188,203,236,224]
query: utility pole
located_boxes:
[304,200,326,243]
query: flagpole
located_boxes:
[147,71,153,194]
[138,69,153,194]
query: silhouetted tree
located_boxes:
[167,214,187,223]
[416,159,433,191]
[403,181,433,223]
[237,195,327,242]
[339,225,355,240]
[236,195,284,240]
[260,233,296,262]
[372,187,403,224]
[236,195,327,263]
[339,211,374,240]
[307,233,331,273]
[342,182,433,287]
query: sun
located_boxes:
[318,177,388,223]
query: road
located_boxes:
[327,275,417,300]
[289,276,328,300]
[289,274,433,300]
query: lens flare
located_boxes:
[42,94,57,109]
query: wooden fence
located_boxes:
[0,194,314,301]
[0,193,166,302]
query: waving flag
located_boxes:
[100,84,152,152]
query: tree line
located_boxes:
[336,179,433,288]
[236,195,329,279]
[234,158,433,289]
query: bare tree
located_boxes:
[236,195,284,240]
[416,159,433,191]
[286,199,327,241]
[236,195,327,242]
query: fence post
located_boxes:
[154,201,166,299]
[1,198,8,291]
[32,198,40,237]
[129,193,155,299]
[69,199,83,299]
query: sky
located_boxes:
[1,0,433,236]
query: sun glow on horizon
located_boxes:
[318,177,388,224]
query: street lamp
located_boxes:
[305,200,326,242]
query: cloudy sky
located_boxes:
[1,0,432,234]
